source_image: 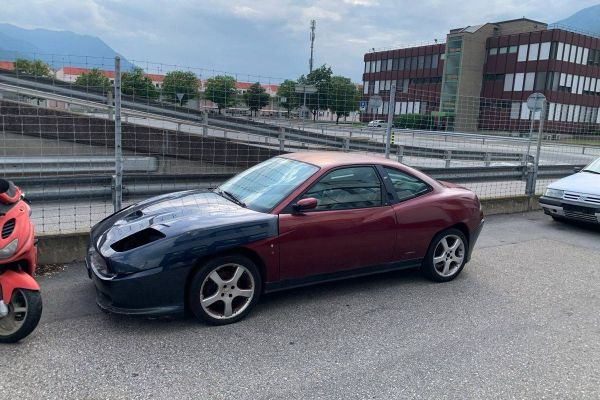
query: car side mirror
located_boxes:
[292,197,318,213]
[573,167,582,173]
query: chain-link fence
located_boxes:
[1,51,598,234]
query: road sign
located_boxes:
[368,95,382,110]
[176,93,184,101]
[359,100,367,111]
[526,92,546,112]
[295,84,318,94]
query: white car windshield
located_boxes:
[217,157,319,213]
[583,158,600,174]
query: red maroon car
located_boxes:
[87,152,484,325]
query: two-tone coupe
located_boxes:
[87,152,485,325]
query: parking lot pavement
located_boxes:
[1,211,599,399]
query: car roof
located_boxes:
[279,151,407,169]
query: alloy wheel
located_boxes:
[432,234,465,277]
[199,263,255,320]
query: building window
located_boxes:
[539,42,551,60]
[504,73,514,91]
[375,60,381,72]
[576,47,583,64]
[569,45,576,63]
[510,102,520,119]
[381,59,388,71]
[363,81,369,94]
[517,45,528,62]
[499,47,508,54]
[513,73,525,91]
[535,72,546,91]
[373,80,379,94]
[364,62,369,73]
[417,55,425,69]
[424,54,432,69]
[509,45,518,54]
[528,43,539,61]
[582,48,589,65]
[524,72,535,91]
[520,102,530,119]
[431,54,439,69]
[556,42,564,61]
[489,48,498,56]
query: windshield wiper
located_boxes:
[215,188,246,207]
[582,169,600,175]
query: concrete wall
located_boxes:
[0,100,281,169]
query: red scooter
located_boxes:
[0,178,42,343]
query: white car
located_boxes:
[539,157,600,224]
[368,120,386,128]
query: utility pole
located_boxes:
[309,20,316,73]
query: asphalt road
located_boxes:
[1,211,599,399]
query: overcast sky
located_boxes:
[1,0,598,82]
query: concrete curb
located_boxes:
[36,196,543,265]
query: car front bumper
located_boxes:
[86,252,189,317]
[539,196,600,224]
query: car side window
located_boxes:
[301,166,382,211]
[384,167,430,202]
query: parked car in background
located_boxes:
[368,120,386,128]
[87,152,484,325]
[539,157,600,224]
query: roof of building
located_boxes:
[0,61,15,71]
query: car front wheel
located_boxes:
[188,255,261,325]
[421,229,468,282]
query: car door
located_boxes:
[381,166,441,261]
[278,165,397,280]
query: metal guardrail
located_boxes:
[14,165,583,202]
[0,73,529,164]
[0,156,158,175]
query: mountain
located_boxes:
[0,23,134,70]
[553,4,600,35]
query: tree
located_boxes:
[297,65,332,120]
[276,80,300,117]
[243,82,270,116]
[121,67,159,99]
[14,58,51,78]
[74,68,111,92]
[329,76,360,124]
[162,70,199,106]
[204,75,237,114]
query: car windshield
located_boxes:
[217,157,319,213]
[582,158,600,174]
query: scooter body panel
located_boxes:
[0,270,40,304]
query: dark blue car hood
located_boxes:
[90,190,278,273]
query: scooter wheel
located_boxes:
[0,289,43,343]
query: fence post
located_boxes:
[484,152,491,167]
[384,81,397,159]
[529,100,547,205]
[343,137,350,152]
[525,163,535,197]
[113,56,123,212]
[445,150,452,168]
[202,110,208,136]
[397,145,404,163]
[279,127,285,151]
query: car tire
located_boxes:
[421,228,468,282]
[188,255,262,325]
[0,289,43,343]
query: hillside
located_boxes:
[0,23,134,70]
[553,3,600,35]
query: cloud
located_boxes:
[0,0,598,82]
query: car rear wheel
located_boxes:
[421,229,468,282]
[188,255,261,325]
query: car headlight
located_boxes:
[544,188,564,199]
[0,239,18,259]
